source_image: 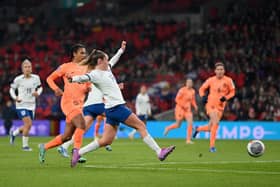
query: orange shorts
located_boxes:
[175,105,192,121]
[65,108,83,123]
[205,104,223,120]
[61,99,83,123]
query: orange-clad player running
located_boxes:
[193,62,235,152]
[39,44,91,167]
[94,115,105,138]
[164,78,198,144]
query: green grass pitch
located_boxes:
[0,137,279,187]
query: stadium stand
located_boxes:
[0,0,279,121]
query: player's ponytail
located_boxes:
[82,49,106,68]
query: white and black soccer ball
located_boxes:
[247,140,265,157]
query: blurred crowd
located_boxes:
[0,0,279,121]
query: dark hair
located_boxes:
[21,56,31,62]
[70,43,86,59]
[215,62,225,68]
[82,49,107,68]
[21,58,32,66]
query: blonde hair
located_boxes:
[82,49,107,68]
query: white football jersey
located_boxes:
[84,83,104,107]
[10,74,42,110]
[136,93,151,115]
[85,69,125,108]
[72,47,125,109]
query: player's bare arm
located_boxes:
[121,41,126,51]
[118,82,124,90]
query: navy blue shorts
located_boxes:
[138,114,148,122]
[83,103,105,118]
[105,104,132,126]
[16,109,34,120]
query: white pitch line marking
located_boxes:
[125,160,280,166]
[84,165,280,175]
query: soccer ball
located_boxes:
[247,140,265,157]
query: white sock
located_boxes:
[143,134,161,155]
[61,137,74,150]
[22,136,29,147]
[129,129,137,136]
[13,128,20,136]
[79,140,100,155]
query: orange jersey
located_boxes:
[175,87,197,113]
[199,75,235,111]
[47,62,90,116]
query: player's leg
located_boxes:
[197,124,211,132]
[58,137,72,158]
[102,118,113,151]
[185,113,194,144]
[58,115,94,158]
[77,115,95,163]
[39,122,76,163]
[164,106,183,136]
[10,126,23,140]
[70,112,86,149]
[10,127,20,144]
[21,116,33,151]
[45,122,75,150]
[94,115,103,138]
[70,111,86,167]
[208,111,220,152]
[85,115,94,131]
[192,122,211,138]
[129,115,146,139]
[98,124,118,146]
[193,107,212,138]
[74,104,99,161]
[164,119,183,136]
[125,113,175,161]
[10,109,28,145]
[77,123,117,158]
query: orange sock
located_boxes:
[186,124,192,142]
[210,124,219,148]
[94,123,101,137]
[44,135,63,150]
[197,125,210,132]
[74,128,85,149]
[166,123,178,131]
